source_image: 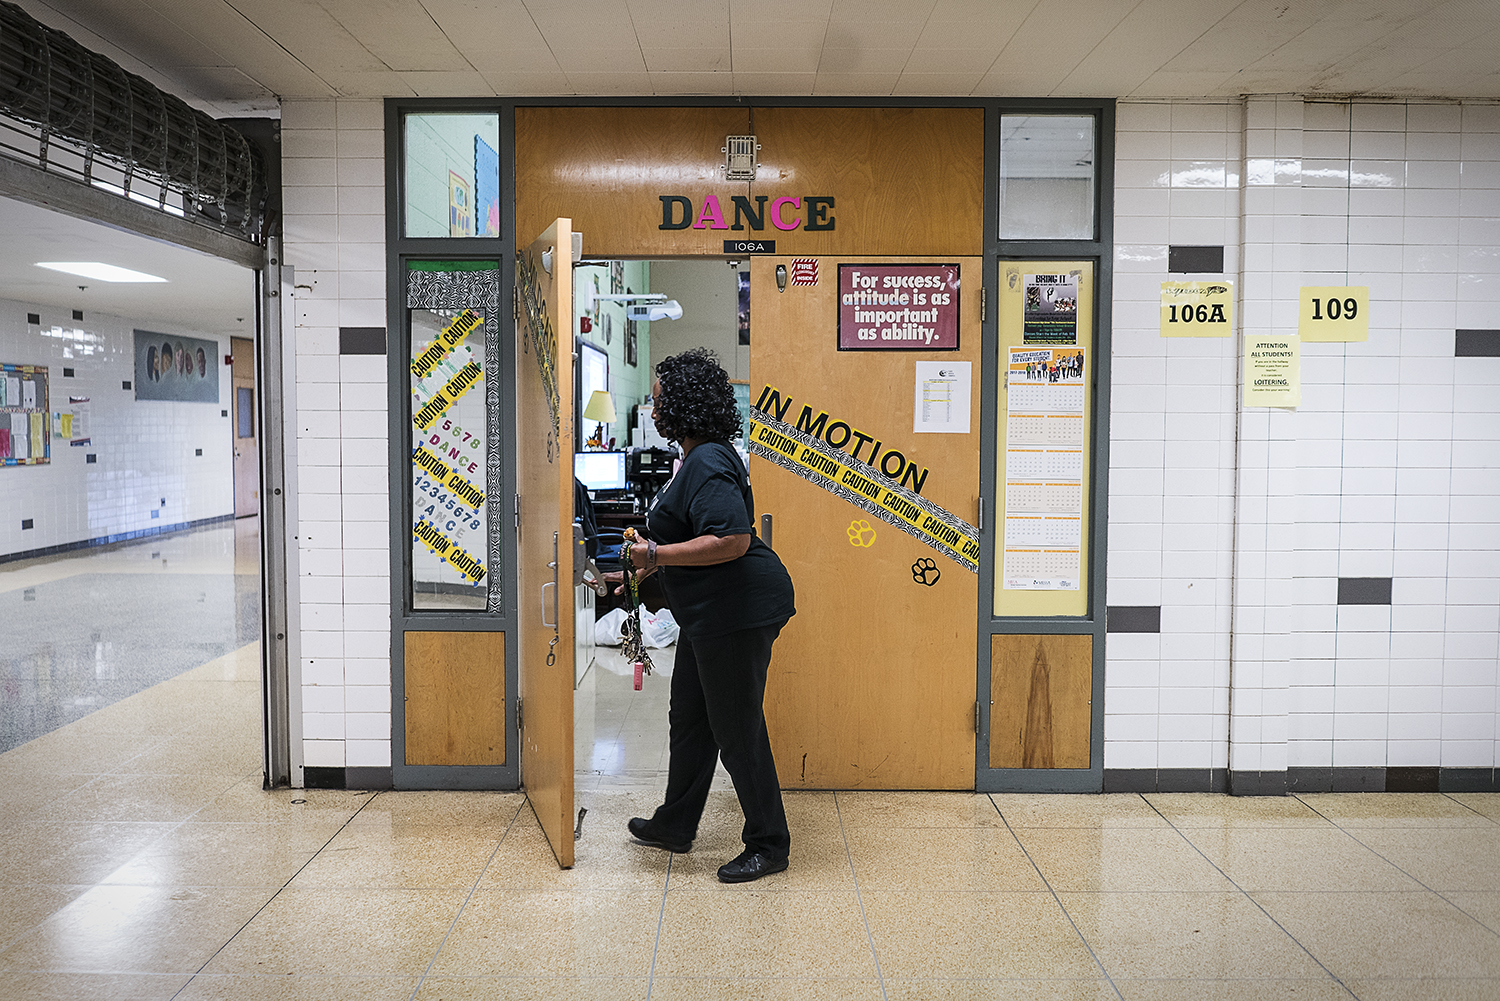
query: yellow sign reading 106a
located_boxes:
[1299,286,1369,342]
[1160,281,1234,337]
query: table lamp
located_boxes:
[583,390,616,449]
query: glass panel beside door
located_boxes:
[994,261,1096,618]
[406,262,502,612]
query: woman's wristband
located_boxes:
[646,539,657,567]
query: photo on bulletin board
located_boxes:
[473,137,500,238]
[609,260,624,295]
[133,330,219,403]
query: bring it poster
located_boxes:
[133,330,219,403]
[1022,273,1079,344]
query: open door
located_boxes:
[231,335,258,517]
[515,221,576,866]
[748,256,982,789]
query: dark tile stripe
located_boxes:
[1168,245,1224,274]
[1338,577,1392,605]
[1455,329,1500,357]
[1107,605,1161,633]
[339,326,387,355]
[1385,766,1439,793]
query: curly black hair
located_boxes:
[653,347,742,442]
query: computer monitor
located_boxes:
[575,450,627,491]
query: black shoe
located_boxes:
[717,849,789,883]
[627,817,692,854]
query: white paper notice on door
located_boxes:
[1003,346,1085,590]
[913,361,971,434]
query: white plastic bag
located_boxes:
[594,607,627,646]
[640,608,679,648]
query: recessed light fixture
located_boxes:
[35,262,167,283]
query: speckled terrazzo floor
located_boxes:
[0,520,260,751]
[2,523,1499,999]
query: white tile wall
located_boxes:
[0,300,235,557]
[1107,97,1500,776]
[283,99,391,775]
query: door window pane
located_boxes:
[999,116,1096,241]
[407,262,500,611]
[236,386,254,438]
[404,113,501,238]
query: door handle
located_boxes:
[760,513,773,550]
[541,582,556,627]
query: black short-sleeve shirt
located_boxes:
[646,440,795,638]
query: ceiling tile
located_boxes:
[554,47,650,74]
[891,72,983,96]
[397,70,494,95]
[901,48,998,75]
[730,0,835,23]
[479,70,574,95]
[562,71,655,95]
[730,20,832,50]
[650,71,737,95]
[641,47,732,73]
[319,0,468,72]
[828,0,933,23]
[730,71,817,94]
[818,47,915,75]
[421,0,549,56]
[733,46,823,74]
[812,71,901,95]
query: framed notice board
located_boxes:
[1,363,49,466]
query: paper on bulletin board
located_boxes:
[1243,335,1301,408]
[1003,347,1086,591]
[1299,286,1369,342]
[1160,281,1234,337]
[913,361,971,433]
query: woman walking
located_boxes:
[613,347,796,883]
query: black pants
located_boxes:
[650,622,790,858]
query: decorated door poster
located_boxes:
[1002,347,1086,591]
[409,303,492,607]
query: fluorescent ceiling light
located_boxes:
[35,262,168,283]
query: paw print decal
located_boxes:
[911,557,941,586]
[847,519,877,548]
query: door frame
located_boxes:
[385,96,1117,794]
[386,99,519,790]
[976,100,1115,792]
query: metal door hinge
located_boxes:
[980,286,986,322]
[977,497,984,533]
[514,495,521,531]
[516,698,523,732]
[974,701,981,734]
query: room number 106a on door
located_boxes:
[1299,286,1369,342]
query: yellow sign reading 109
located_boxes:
[1299,286,1369,342]
[1160,281,1234,337]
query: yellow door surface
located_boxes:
[748,256,981,789]
[516,221,576,866]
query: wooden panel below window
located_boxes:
[989,634,1091,769]
[405,631,506,766]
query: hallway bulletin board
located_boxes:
[0,363,49,466]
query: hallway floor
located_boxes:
[2,532,1499,999]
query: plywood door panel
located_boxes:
[515,107,751,259]
[405,631,506,765]
[989,634,1092,769]
[749,256,980,790]
[516,220,575,867]
[752,107,984,257]
[514,106,984,259]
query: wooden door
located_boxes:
[231,336,258,517]
[748,256,981,789]
[516,221,576,867]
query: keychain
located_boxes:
[619,527,654,691]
